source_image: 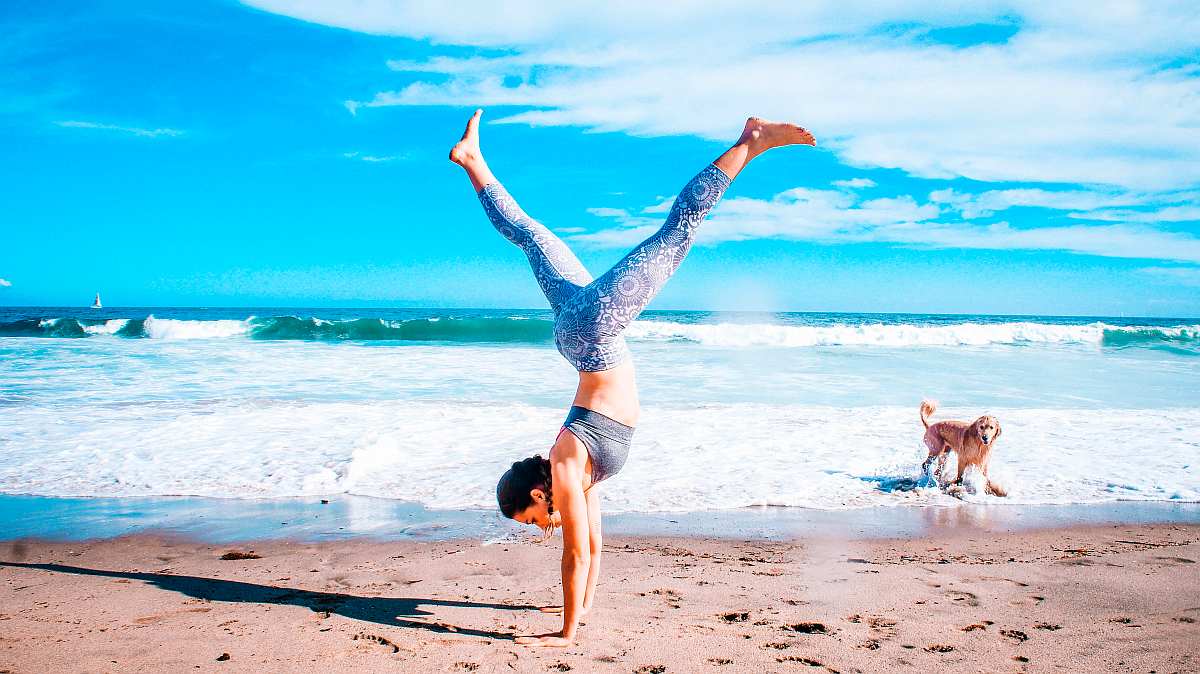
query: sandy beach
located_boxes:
[2,523,1196,673]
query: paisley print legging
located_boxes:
[477,163,731,371]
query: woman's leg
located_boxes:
[555,117,815,371]
[451,109,594,314]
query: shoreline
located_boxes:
[2,494,1197,544]
[2,523,1196,672]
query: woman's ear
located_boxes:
[530,487,546,504]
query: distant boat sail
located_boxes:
[91,293,102,309]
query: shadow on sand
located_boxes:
[0,561,530,640]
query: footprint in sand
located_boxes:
[925,644,955,653]
[864,614,902,633]
[352,632,400,654]
[776,655,825,666]
[719,611,749,622]
[707,657,733,665]
[650,588,682,608]
[1000,629,1029,643]
[783,622,828,634]
[944,589,980,607]
[1009,595,1044,607]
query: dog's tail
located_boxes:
[920,400,937,429]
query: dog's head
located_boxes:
[973,415,1001,446]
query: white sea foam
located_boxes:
[16,315,1199,350]
[82,319,129,335]
[2,324,1197,514]
[625,320,1116,347]
[143,315,252,339]
[1,399,1196,510]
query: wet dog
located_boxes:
[920,400,1006,497]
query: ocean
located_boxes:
[2,307,1198,525]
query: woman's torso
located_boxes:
[571,358,640,427]
[552,359,640,489]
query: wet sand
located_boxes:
[1,524,1197,673]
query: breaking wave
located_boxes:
[1,315,1197,351]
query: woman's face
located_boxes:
[511,488,560,531]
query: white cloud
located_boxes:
[0,278,11,287]
[931,187,1200,221]
[1137,266,1200,286]
[640,196,676,214]
[243,1,1200,190]
[931,188,1148,219]
[55,120,183,138]
[342,151,403,163]
[833,178,877,189]
[585,207,627,219]
[579,185,1200,263]
[1068,205,1200,223]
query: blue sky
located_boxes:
[1,0,1198,316]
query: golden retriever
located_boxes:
[920,400,1006,497]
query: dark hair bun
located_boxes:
[496,454,553,518]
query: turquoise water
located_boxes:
[1,307,1198,527]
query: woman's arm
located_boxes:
[536,487,602,617]
[516,444,590,647]
[582,486,602,610]
[553,459,590,640]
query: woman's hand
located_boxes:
[514,631,573,647]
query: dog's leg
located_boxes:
[935,449,950,486]
[921,435,942,485]
[954,457,969,487]
[921,435,939,471]
[982,458,1006,497]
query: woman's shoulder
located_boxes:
[550,426,589,466]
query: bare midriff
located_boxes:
[570,359,640,427]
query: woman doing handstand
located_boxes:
[449,109,815,646]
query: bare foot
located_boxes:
[739,117,816,157]
[449,108,484,166]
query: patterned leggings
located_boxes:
[477,164,731,371]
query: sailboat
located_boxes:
[91,293,102,309]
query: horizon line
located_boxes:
[0,304,1196,322]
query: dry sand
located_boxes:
[1,524,1197,673]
